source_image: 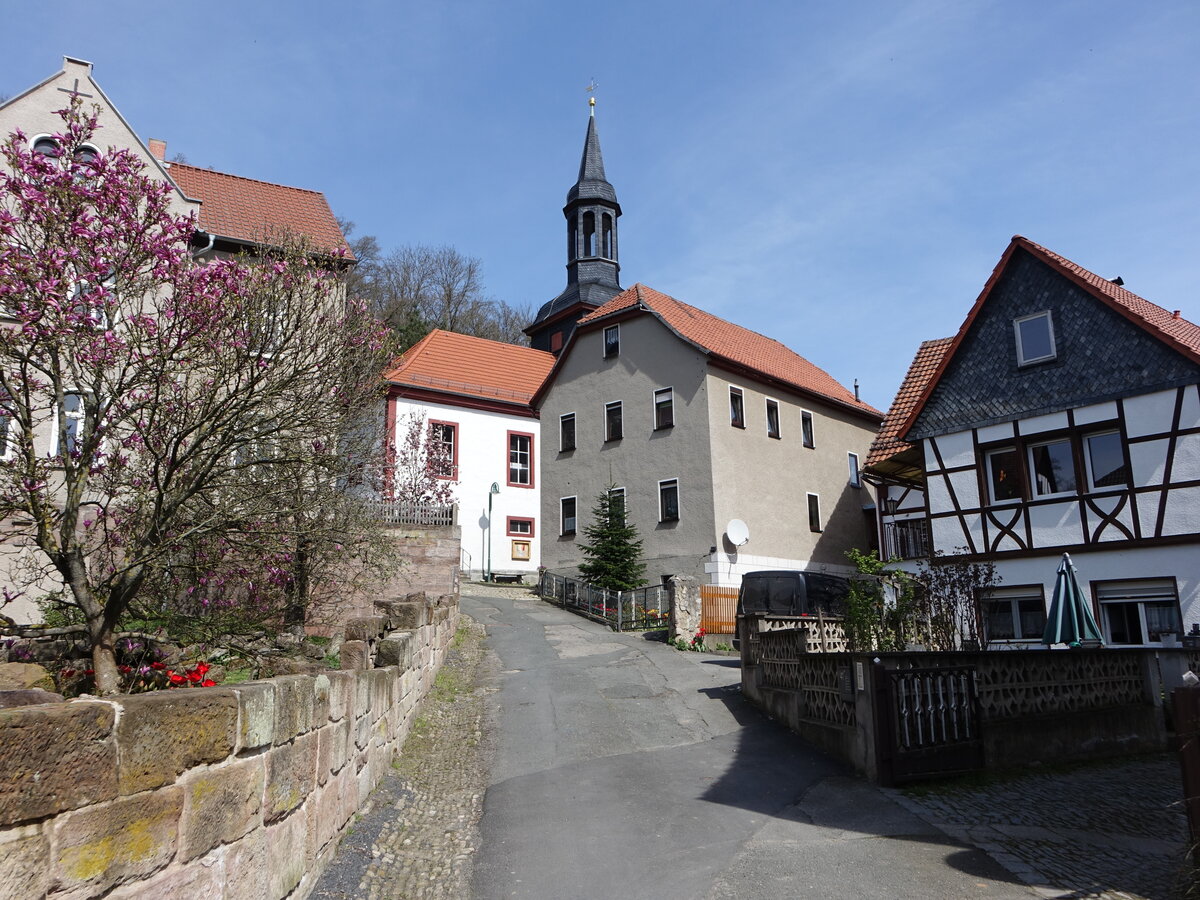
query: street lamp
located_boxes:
[486,482,500,582]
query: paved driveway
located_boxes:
[468,589,1035,900]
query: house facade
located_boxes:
[866,236,1200,647]
[0,57,351,624]
[385,329,555,581]
[535,284,882,587]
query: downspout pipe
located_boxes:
[190,229,215,260]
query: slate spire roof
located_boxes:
[565,113,619,208]
[555,283,882,419]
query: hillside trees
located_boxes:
[339,220,533,350]
[0,101,396,692]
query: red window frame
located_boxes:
[506,516,535,537]
[506,430,534,488]
[429,419,458,480]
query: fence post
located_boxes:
[1172,686,1200,855]
[616,590,622,631]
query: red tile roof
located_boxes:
[894,235,1200,444]
[577,284,882,418]
[168,163,349,256]
[385,330,556,408]
[865,337,952,470]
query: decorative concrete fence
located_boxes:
[741,616,1178,785]
[0,592,458,900]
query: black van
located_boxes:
[736,570,850,619]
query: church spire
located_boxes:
[524,103,624,355]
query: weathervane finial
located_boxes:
[586,78,598,115]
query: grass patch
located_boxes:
[222,667,254,684]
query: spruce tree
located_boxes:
[577,486,647,591]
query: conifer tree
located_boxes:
[577,486,646,591]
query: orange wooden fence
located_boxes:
[700,584,739,634]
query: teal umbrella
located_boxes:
[1041,553,1104,647]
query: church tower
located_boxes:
[525,100,622,354]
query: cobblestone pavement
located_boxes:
[889,754,1191,900]
[310,608,496,900]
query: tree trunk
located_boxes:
[90,630,122,695]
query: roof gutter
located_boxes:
[190,229,215,259]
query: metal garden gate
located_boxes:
[874,664,983,786]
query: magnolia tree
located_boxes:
[0,101,396,693]
[390,411,456,507]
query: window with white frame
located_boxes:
[766,399,780,439]
[981,586,1046,642]
[57,392,85,457]
[609,486,626,524]
[807,493,821,532]
[729,387,745,428]
[658,479,679,522]
[603,324,620,358]
[1014,311,1056,366]
[507,432,533,487]
[605,401,623,441]
[0,407,12,460]
[848,452,860,488]
[986,446,1022,503]
[654,388,674,430]
[1028,438,1076,496]
[1084,431,1128,490]
[1096,579,1183,645]
[560,496,577,535]
[801,410,814,448]
[559,413,576,452]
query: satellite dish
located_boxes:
[725,519,750,546]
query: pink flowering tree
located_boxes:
[0,101,395,693]
[390,411,456,507]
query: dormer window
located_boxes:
[1014,311,1056,366]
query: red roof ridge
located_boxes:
[579,283,881,418]
[385,329,556,408]
[168,161,329,198]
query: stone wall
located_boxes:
[341,525,461,621]
[0,593,459,900]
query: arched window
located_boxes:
[582,212,596,257]
[568,219,577,260]
[602,214,614,258]
[32,136,61,158]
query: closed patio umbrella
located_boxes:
[1041,553,1104,647]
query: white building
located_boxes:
[385,329,555,582]
[866,236,1200,647]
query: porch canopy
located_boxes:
[1041,552,1104,647]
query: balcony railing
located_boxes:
[884,518,929,560]
[368,500,457,527]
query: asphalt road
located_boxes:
[466,590,1037,900]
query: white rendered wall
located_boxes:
[393,398,541,580]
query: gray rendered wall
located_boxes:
[706,371,879,571]
[538,314,716,583]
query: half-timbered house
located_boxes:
[865,236,1200,647]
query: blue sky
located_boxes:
[4,1,1199,410]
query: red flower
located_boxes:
[195,662,210,675]
[168,672,185,684]
[150,661,165,670]
[200,679,216,688]
[188,670,201,683]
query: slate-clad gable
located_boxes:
[908,248,1200,440]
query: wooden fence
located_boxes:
[700,585,739,634]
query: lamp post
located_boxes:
[486,482,500,582]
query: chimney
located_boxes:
[148,139,166,162]
[1173,310,1182,320]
